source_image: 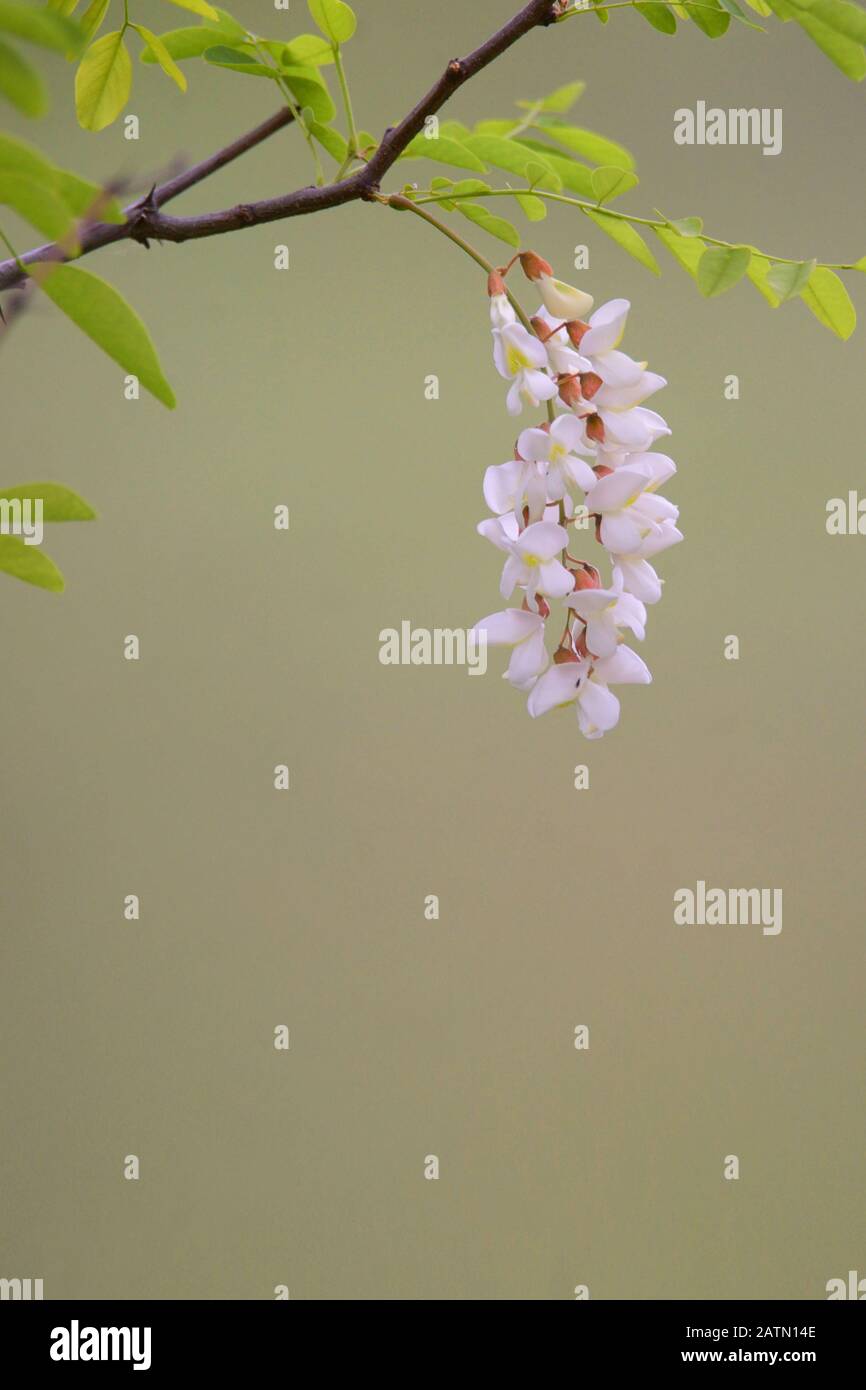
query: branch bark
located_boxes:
[0,0,559,292]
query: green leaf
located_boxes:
[634,3,678,31]
[717,0,765,25]
[0,482,96,520]
[132,23,187,90]
[309,120,347,163]
[0,37,47,115]
[282,32,335,65]
[746,252,782,305]
[792,0,866,39]
[0,135,123,223]
[308,0,356,44]
[591,165,639,203]
[792,7,866,77]
[668,215,703,237]
[534,121,635,171]
[29,263,176,408]
[279,62,336,122]
[473,118,519,138]
[54,169,124,222]
[162,0,220,20]
[584,209,660,275]
[0,130,55,181]
[853,254,866,270]
[0,171,75,239]
[516,139,595,196]
[0,536,64,592]
[800,265,856,337]
[438,120,470,140]
[653,224,706,279]
[454,201,520,248]
[697,245,752,297]
[204,45,274,77]
[513,190,546,221]
[516,80,586,113]
[401,132,488,173]
[209,7,247,40]
[75,29,132,130]
[139,25,227,62]
[0,1,82,52]
[79,0,110,44]
[463,133,561,190]
[766,257,816,302]
[688,0,732,34]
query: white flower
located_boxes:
[492,323,558,416]
[532,304,592,376]
[566,569,647,658]
[483,457,547,523]
[516,414,597,502]
[611,518,683,603]
[472,608,548,690]
[478,517,572,601]
[489,291,516,330]
[585,460,678,553]
[527,659,620,738]
[536,273,594,321]
[580,404,671,452]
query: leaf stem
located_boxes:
[253,40,326,187]
[333,45,360,157]
[409,187,858,271]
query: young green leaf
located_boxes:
[29,263,176,408]
[0,482,96,520]
[584,209,661,275]
[513,190,547,221]
[792,7,866,78]
[204,46,275,77]
[668,215,703,237]
[697,245,751,296]
[765,257,816,302]
[688,0,732,35]
[54,169,124,222]
[516,80,585,113]
[652,224,706,279]
[79,0,110,44]
[306,120,345,162]
[400,132,487,173]
[438,120,471,141]
[139,26,232,63]
[463,134,561,190]
[591,165,639,202]
[0,38,48,116]
[534,122,636,171]
[853,254,866,271]
[308,0,356,45]
[0,1,82,53]
[0,536,65,592]
[75,30,132,130]
[279,63,336,122]
[634,3,678,32]
[283,33,336,65]
[132,24,187,91]
[454,201,520,248]
[162,0,220,21]
[0,172,75,239]
[745,251,782,305]
[800,265,857,337]
[716,0,765,26]
[516,139,596,197]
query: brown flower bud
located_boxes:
[554,645,579,664]
[557,373,582,408]
[487,270,507,298]
[585,413,605,444]
[572,564,602,591]
[579,371,603,401]
[519,250,554,282]
[566,320,591,348]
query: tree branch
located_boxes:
[0,0,559,292]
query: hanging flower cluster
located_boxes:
[473,252,682,739]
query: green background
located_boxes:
[2,0,864,1300]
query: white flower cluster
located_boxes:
[473,252,682,739]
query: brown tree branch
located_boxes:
[0,0,559,292]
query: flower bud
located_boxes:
[566,320,590,348]
[557,372,582,408]
[553,644,580,664]
[571,563,601,591]
[585,413,605,444]
[579,371,603,401]
[518,250,554,282]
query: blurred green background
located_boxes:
[1,0,864,1300]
